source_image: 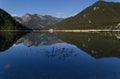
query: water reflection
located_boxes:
[1,32,120,59]
[16,32,63,46]
[15,32,79,60]
[55,32,120,58]
[0,31,27,52]
[0,32,120,79]
[44,43,78,60]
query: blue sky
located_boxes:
[0,0,120,18]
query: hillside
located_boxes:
[14,14,63,29]
[51,1,120,29]
[0,8,29,30]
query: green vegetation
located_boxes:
[0,8,30,30]
[51,1,120,30]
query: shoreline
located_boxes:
[1,29,120,33]
[0,30,31,32]
[33,29,120,33]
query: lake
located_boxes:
[0,31,120,79]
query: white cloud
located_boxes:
[55,12,65,18]
[11,14,18,17]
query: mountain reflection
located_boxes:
[16,32,63,46]
[15,32,77,60]
[1,31,120,59]
[54,32,120,58]
[0,31,27,52]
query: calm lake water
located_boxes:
[0,32,120,79]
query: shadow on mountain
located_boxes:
[0,31,28,52]
[54,32,120,59]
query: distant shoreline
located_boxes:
[33,29,120,33]
[1,29,120,33]
[0,30,31,32]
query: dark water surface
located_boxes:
[0,32,120,79]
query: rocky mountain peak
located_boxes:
[14,13,63,29]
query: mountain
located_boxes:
[51,1,120,29]
[0,8,29,30]
[14,14,63,29]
